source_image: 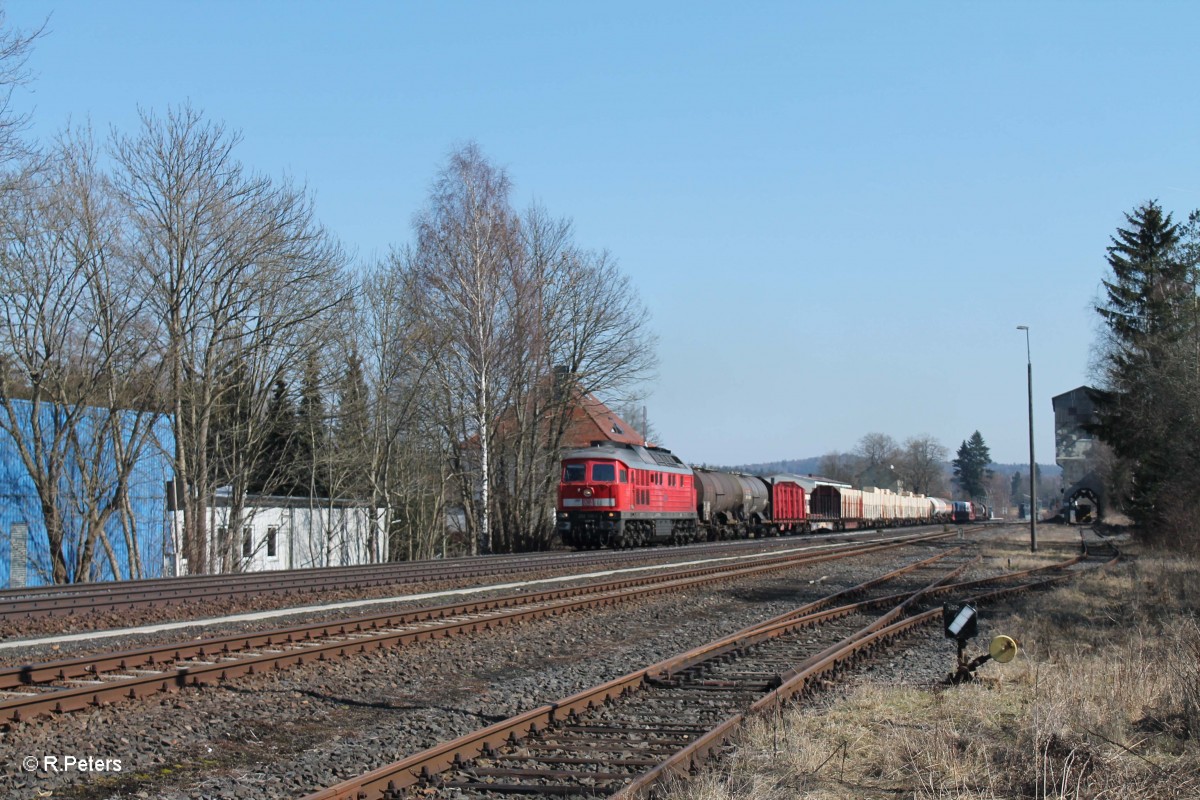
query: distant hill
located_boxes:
[990,462,1062,478]
[713,458,1061,478]
[718,457,824,475]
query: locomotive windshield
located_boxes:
[563,463,586,482]
[591,463,616,482]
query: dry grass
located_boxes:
[667,544,1200,799]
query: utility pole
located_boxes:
[1017,325,1037,553]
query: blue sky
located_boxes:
[7,1,1197,465]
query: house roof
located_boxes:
[1051,385,1098,406]
[561,395,644,449]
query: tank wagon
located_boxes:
[557,442,961,549]
[928,496,954,522]
[693,469,768,538]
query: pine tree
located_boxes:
[1094,201,1198,529]
[1099,202,1187,353]
[952,431,992,500]
[252,379,296,494]
[207,355,253,491]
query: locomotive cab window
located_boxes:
[620,470,628,483]
[591,463,616,482]
[563,463,586,483]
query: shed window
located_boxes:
[267,526,278,558]
[242,526,252,558]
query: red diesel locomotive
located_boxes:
[557,442,697,547]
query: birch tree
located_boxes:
[405,143,520,555]
[396,144,657,554]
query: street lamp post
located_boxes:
[1017,325,1037,553]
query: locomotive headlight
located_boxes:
[582,488,593,497]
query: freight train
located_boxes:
[556,441,972,549]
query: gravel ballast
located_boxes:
[0,532,1040,800]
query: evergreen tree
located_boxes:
[1098,202,1187,352]
[252,379,296,494]
[952,431,992,499]
[1094,201,1199,530]
[207,355,253,491]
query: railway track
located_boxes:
[0,530,958,625]
[0,538,821,623]
[0,530,956,726]
[299,542,1106,800]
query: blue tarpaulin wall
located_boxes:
[0,400,174,587]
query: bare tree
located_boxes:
[403,143,521,555]
[854,432,899,468]
[817,451,858,485]
[112,104,349,573]
[896,434,948,496]
[347,260,452,562]
[611,400,657,444]
[0,131,164,582]
[492,206,656,551]
[852,432,901,488]
[984,469,1012,517]
[394,146,657,554]
[0,10,43,174]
